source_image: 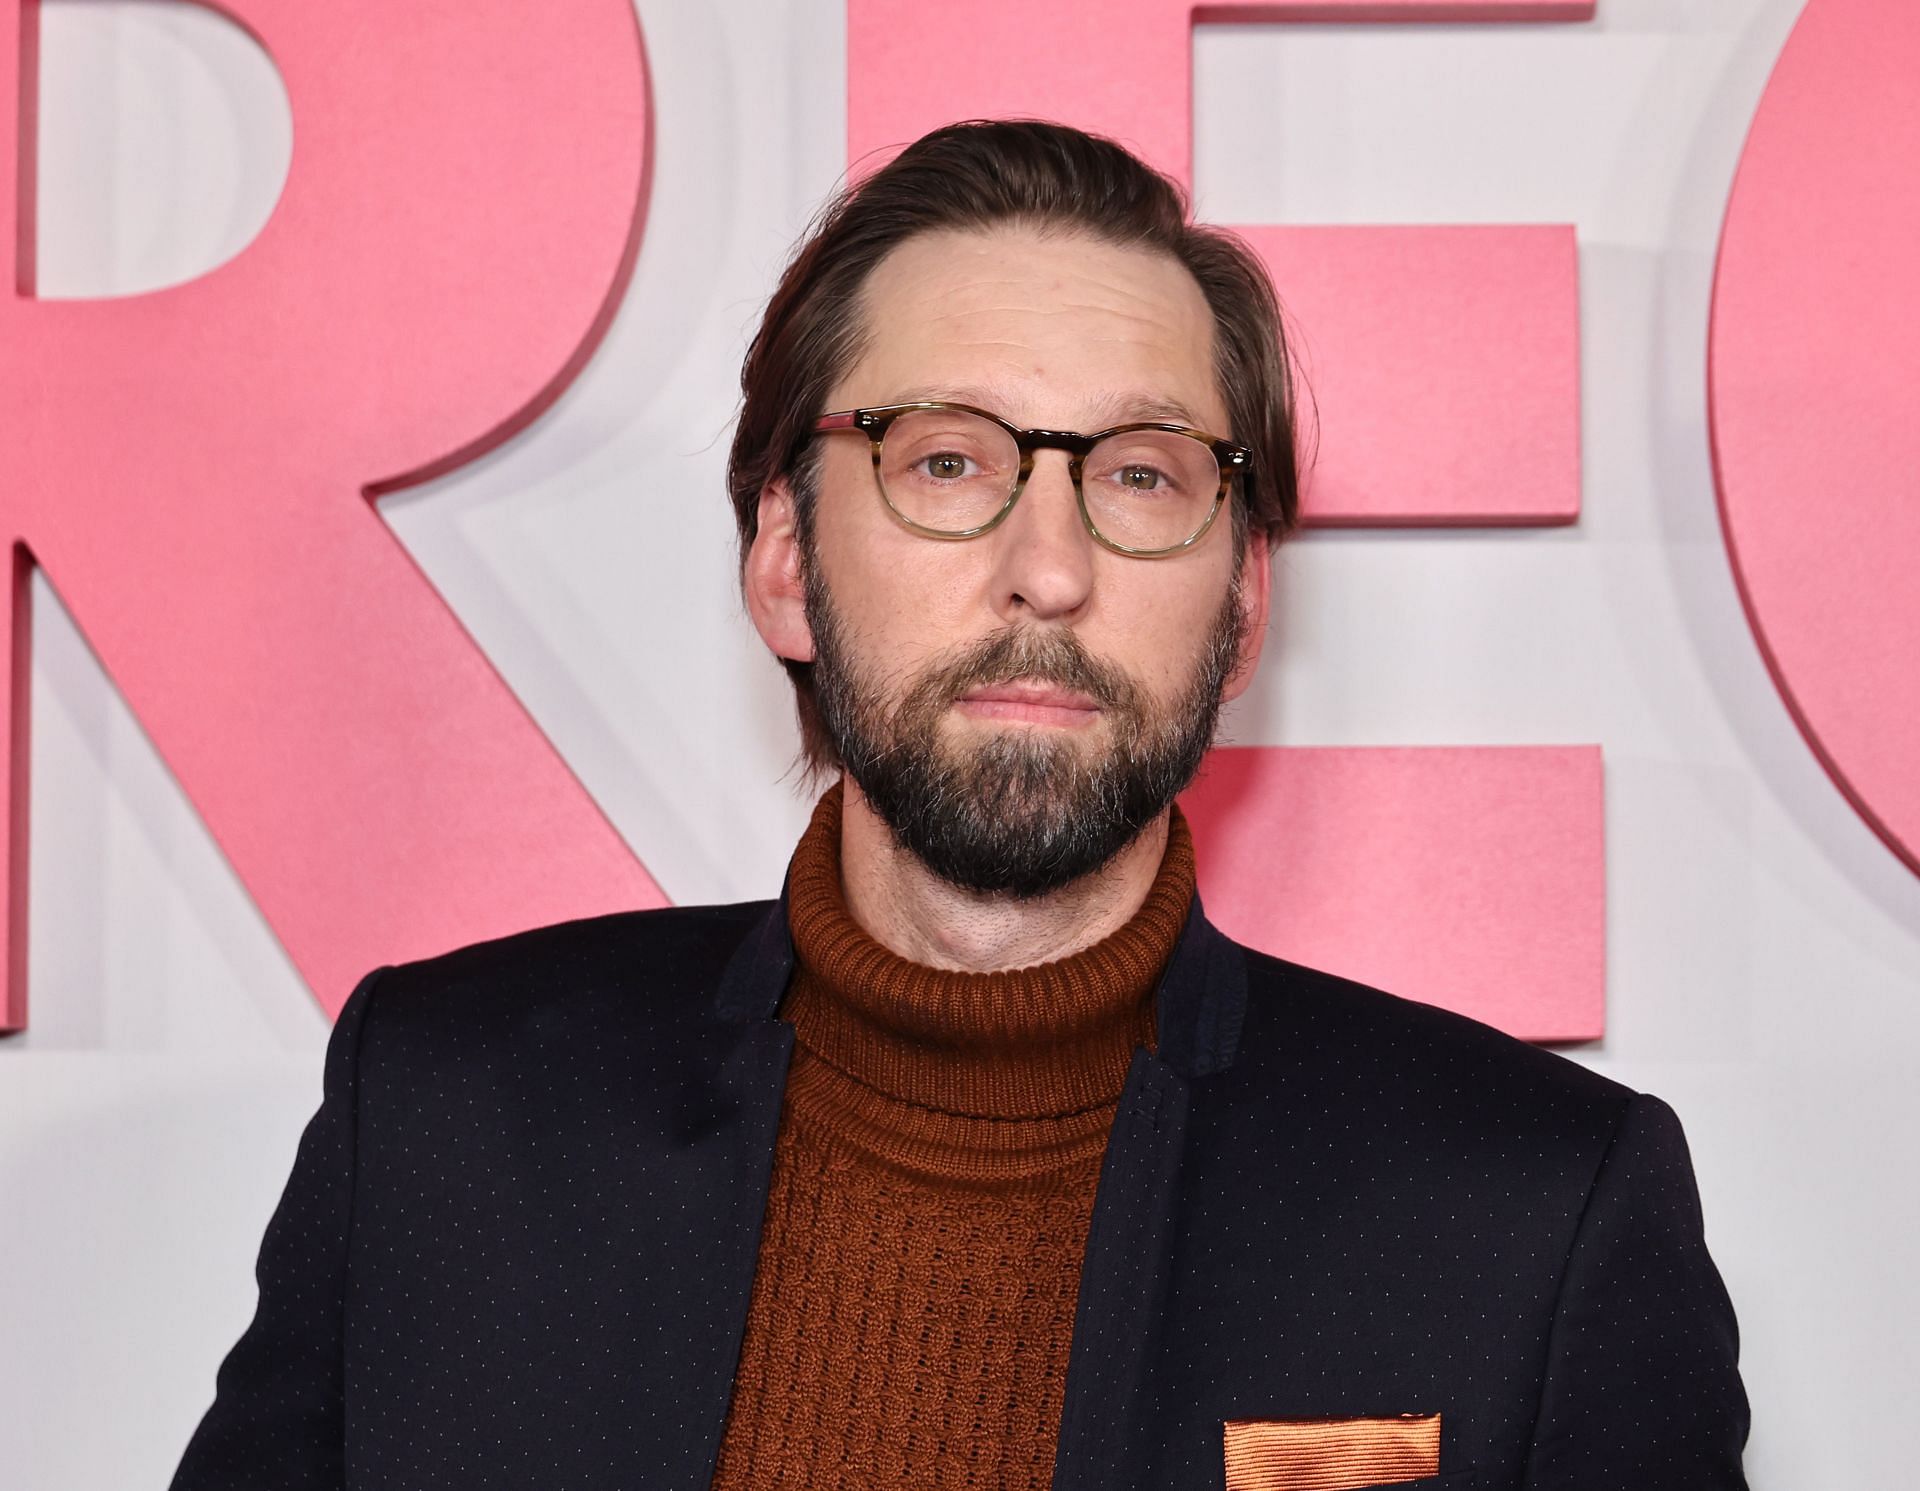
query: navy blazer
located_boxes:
[170,895,1749,1490]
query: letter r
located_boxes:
[0,0,662,1028]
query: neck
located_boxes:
[836,775,1174,973]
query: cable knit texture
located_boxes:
[708,783,1195,1489]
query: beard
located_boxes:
[803,565,1245,899]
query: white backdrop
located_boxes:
[4,1,1916,1486]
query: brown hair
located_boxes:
[727,118,1305,763]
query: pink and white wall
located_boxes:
[2,1,1915,1485]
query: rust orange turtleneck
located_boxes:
[708,782,1196,1489]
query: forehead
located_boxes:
[838,225,1225,431]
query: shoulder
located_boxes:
[1221,940,1635,1157]
[382,899,770,989]
[350,901,776,1065]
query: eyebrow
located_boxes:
[887,385,1208,429]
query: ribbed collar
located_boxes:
[779,783,1195,1140]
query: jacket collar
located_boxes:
[711,879,1248,1080]
[1151,892,1248,1078]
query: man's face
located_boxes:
[785,226,1267,896]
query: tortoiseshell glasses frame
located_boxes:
[810,401,1251,558]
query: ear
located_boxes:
[1222,529,1273,704]
[744,478,816,664]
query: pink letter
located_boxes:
[1710,0,1920,877]
[1,0,660,1028]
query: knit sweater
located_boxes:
[708,783,1195,1489]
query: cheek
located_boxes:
[1100,560,1237,696]
[811,503,989,660]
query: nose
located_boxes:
[987,450,1095,625]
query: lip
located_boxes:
[954,681,1101,727]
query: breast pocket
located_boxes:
[1222,1413,1456,1491]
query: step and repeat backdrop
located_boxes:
[3,1,1916,1485]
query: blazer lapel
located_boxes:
[1051,898,1248,1491]
[657,891,1249,1491]
[658,895,797,1490]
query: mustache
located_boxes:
[907,626,1143,716]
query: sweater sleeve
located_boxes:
[1521,1092,1751,1489]
[168,965,388,1491]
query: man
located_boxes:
[171,121,1749,1490]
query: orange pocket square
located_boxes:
[1222,1413,1442,1491]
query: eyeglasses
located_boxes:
[810,401,1250,558]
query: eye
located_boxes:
[916,451,977,481]
[1116,463,1168,491]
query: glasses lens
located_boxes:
[878,409,1020,533]
[1081,430,1222,550]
